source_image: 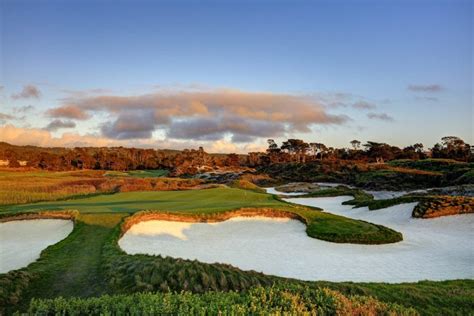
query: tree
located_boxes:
[309,143,327,160]
[266,139,280,154]
[432,136,470,161]
[350,140,361,150]
[363,141,401,162]
[281,139,309,162]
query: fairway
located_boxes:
[2,187,286,214]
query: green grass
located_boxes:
[104,169,169,178]
[1,187,402,244]
[0,184,472,315]
[1,187,284,214]
[315,280,474,316]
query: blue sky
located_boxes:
[0,0,472,152]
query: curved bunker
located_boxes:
[0,219,74,273]
[119,197,474,282]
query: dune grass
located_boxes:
[0,170,107,205]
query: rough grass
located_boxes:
[316,280,474,316]
[0,170,201,206]
[388,159,471,172]
[0,170,107,205]
[229,179,266,193]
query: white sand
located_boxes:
[0,219,73,273]
[270,183,407,200]
[265,187,307,196]
[119,193,474,282]
[364,190,407,200]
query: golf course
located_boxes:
[1,172,473,315]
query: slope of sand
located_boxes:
[0,219,73,273]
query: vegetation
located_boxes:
[317,280,474,316]
[412,195,474,218]
[0,170,202,206]
[1,187,402,244]
[0,169,472,315]
[258,160,448,190]
[28,285,417,315]
[104,169,169,178]
[228,179,266,193]
[0,170,107,205]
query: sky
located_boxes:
[0,0,472,153]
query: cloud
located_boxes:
[101,111,156,139]
[45,119,76,131]
[167,116,286,143]
[47,105,90,120]
[14,105,35,113]
[0,124,262,153]
[367,112,394,121]
[48,89,349,142]
[352,101,376,110]
[415,96,439,102]
[11,85,41,99]
[0,113,15,124]
[407,84,443,92]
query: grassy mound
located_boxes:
[228,179,266,193]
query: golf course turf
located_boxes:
[0,186,473,315]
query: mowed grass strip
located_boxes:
[2,187,285,214]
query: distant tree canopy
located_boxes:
[0,135,471,172]
[431,136,471,161]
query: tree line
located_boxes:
[247,136,472,166]
[0,135,471,172]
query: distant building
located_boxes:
[0,160,9,166]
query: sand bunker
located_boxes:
[119,194,474,282]
[265,187,307,196]
[269,183,407,200]
[0,219,73,273]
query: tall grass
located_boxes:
[0,170,202,206]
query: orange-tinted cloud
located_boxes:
[47,89,349,141]
[0,124,263,153]
[46,105,90,120]
[11,85,41,99]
